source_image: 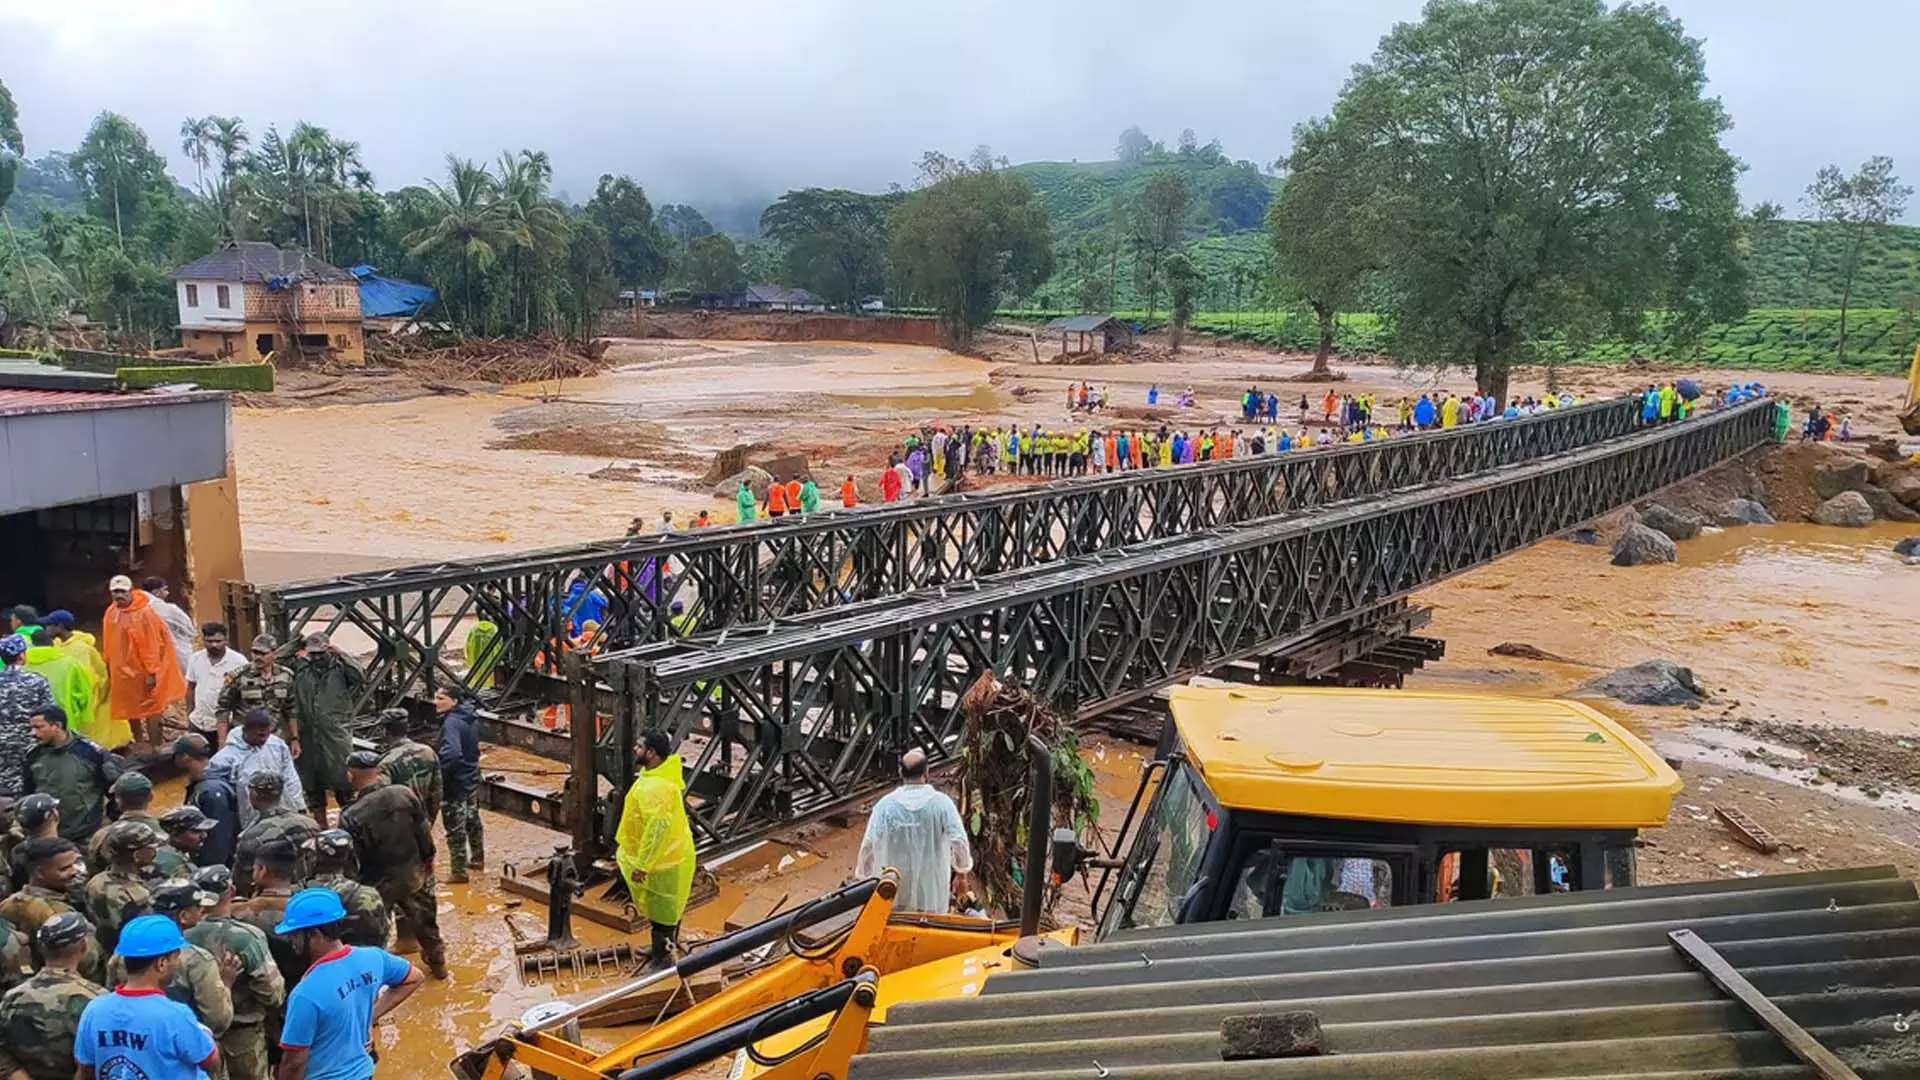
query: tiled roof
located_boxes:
[171,242,356,284]
[853,866,1920,1080]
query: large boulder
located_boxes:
[1610,523,1677,566]
[1636,504,1704,541]
[1895,536,1920,559]
[1812,459,1873,501]
[1811,490,1874,527]
[1880,469,1920,510]
[1576,660,1709,707]
[712,464,774,499]
[1862,487,1920,523]
[1715,498,1776,527]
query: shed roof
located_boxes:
[1043,314,1124,333]
[853,865,1920,1080]
[1168,684,1680,828]
[743,284,826,306]
[172,242,356,284]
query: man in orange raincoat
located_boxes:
[102,575,185,750]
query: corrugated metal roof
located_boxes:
[1043,314,1125,333]
[0,386,227,418]
[853,867,1920,1079]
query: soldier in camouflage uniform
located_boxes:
[340,751,446,978]
[84,820,156,957]
[219,635,298,742]
[0,837,101,981]
[153,803,218,881]
[234,840,304,992]
[0,912,103,1080]
[377,708,442,824]
[86,772,165,875]
[0,637,55,797]
[106,882,237,1077]
[188,866,283,1080]
[305,830,392,949]
[232,772,318,897]
[6,795,57,893]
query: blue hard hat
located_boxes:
[116,914,188,959]
[274,887,349,934]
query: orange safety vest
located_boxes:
[693,515,710,528]
[786,479,802,507]
[768,484,789,513]
[841,480,857,507]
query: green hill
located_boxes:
[1746,218,1920,309]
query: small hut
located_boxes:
[1043,315,1133,356]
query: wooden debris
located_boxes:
[1715,805,1782,854]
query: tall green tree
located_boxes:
[1267,119,1373,376]
[0,77,19,215]
[586,174,670,291]
[759,188,891,311]
[888,159,1052,350]
[1806,158,1912,362]
[405,155,509,330]
[70,112,170,248]
[558,212,615,341]
[1128,170,1190,317]
[1164,251,1201,353]
[657,204,713,251]
[496,149,573,333]
[1320,0,1747,400]
[681,233,745,294]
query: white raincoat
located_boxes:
[855,783,974,914]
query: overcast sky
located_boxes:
[3,0,1916,218]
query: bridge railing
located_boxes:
[237,396,1641,714]
[590,398,1776,854]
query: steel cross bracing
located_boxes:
[245,396,1642,713]
[591,399,1775,855]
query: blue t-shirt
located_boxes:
[76,988,217,1080]
[280,947,414,1080]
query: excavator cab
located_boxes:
[1091,685,1680,935]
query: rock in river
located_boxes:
[1610,523,1677,566]
[712,465,774,499]
[1577,660,1709,707]
[1714,499,1775,527]
[1896,536,1920,559]
[1811,491,1874,527]
[1636,504,1704,541]
[1812,459,1872,501]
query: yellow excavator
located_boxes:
[1903,340,1920,435]
[454,684,1681,1080]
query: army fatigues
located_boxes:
[289,655,366,815]
[218,662,296,734]
[232,809,319,897]
[310,872,392,949]
[85,810,164,875]
[379,738,442,824]
[0,967,103,1080]
[151,843,196,882]
[234,886,303,993]
[340,780,443,971]
[0,886,102,981]
[188,916,285,1080]
[82,869,150,957]
[0,918,28,994]
[21,736,118,843]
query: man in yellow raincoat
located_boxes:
[42,611,128,749]
[617,730,695,971]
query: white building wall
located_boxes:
[176,279,245,328]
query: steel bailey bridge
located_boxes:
[554,398,1774,857]
[226,395,1642,719]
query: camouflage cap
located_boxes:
[159,805,215,833]
[191,864,234,895]
[151,883,218,914]
[106,819,161,853]
[111,772,155,796]
[170,733,214,760]
[246,770,285,794]
[36,911,93,951]
[16,793,58,827]
[345,749,382,770]
[312,829,356,860]
[250,633,278,653]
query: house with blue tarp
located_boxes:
[350,265,438,320]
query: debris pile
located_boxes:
[955,674,1100,919]
[369,333,615,385]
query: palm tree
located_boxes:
[496,149,572,332]
[179,116,215,194]
[207,117,249,237]
[406,155,509,332]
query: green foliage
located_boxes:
[680,233,745,294]
[889,162,1053,349]
[117,363,273,391]
[70,112,174,247]
[1129,170,1191,318]
[657,204,713,251]
[0,75,20,215]
[1747,219,1920,309]
[759,188,893,311]
[1164,251,1200,350]
[1268,118,1371,372]
[587,174,671,289]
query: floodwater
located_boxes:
[1413,521,1920,736]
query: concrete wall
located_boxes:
[177,279,244,328]
[0,396,231,515]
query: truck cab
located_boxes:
[1097,684,1681,934]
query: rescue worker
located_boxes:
[22,704,118,844]
[40,612,120,751]
[615,730,695,972]
[0,837,100,979]
[153,805,218,881]
[765,477,789,519]
[0,635,55,798]
[0,912,103,1080]
[273,889,423,1080]
[101,575,187,751]
[173,732,241,866]
[841,474,858,508]
[209,708,304,830]
[232,773,317,896]
[233,841,302,992]
[376,708,442,824]
[305,830,391,949]
[84,820,157,957]
[88,772,163,874]
[7,795,58,893]
[21,628,91,737]
[187,866,284,1080]
[216,637,299,772]
[339,751,446,978]
[289,632,365,828]
[799,476,821,514]
[735,479,756,523]
[75,915,221,1080]
[104,883,235,1049]
[854,747,973,915]
[435,688,482,882]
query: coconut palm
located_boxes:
[179,116,215,194]
[496,149,573,332]
[405,154,510,332]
